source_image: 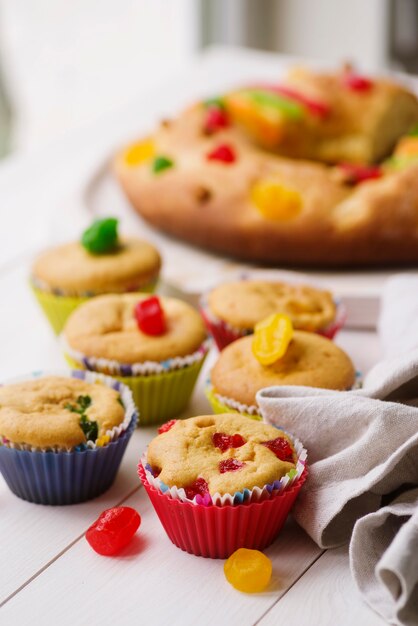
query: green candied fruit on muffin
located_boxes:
[0,376,125,449]
[81,217,119,254]
[147,413,297,496]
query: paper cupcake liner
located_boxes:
[31,278,157,335]
[64,353,208,425]
[205,383,261,420]
[138,465,307,559]
[199,293,346,350]
[0,370,138,504]
[141,432,307,506]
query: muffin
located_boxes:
[206,328,356,419]
[200,280,345,350]
[31,217,161,334]
[0,371,137,504]
[139,413,307,558]
[62,293,209,424]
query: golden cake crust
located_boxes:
[211,331,355,406]
[32,238,161,294]
[63,294,207,363]
[114,69,418,267]
[0,376,125,448]
[208,280,336,331]
[147,413,296,496]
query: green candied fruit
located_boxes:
[79,414,99,442]
[81,217,119,254]
[247,90,303,120]
[203,96,226,110]
[152,156,174,174]
[408,124,418,137]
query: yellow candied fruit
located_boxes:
[224,548,272,593]
[251,180,302,221]
[123,139,155,166]
[96,435,110,448]
[393,136,418,159]
[252,313,294,366]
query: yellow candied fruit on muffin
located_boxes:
[147,413,297,497]
[251,180,303,220]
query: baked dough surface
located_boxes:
[114,68,418,266]
[64,294,207,363]
[0,376,124,448]
[211,331,356,406]
[147,413,296,496]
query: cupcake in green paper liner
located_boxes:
[207,314,356,419]
[31,217,161,334]
[61,293,210,425]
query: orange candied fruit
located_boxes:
[123,139,155,166]
[224,548,272,593]
[251,180,302,221]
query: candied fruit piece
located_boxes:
[261,437,294,462]
[207,144,236,163]
[252,313,294,366]
[123,139,155,166]
[338,163,382,184]
[224,548,272,593]
[251,180,302,221]
[85,507,141,556]
[342,73,373,91]
[184,477,209,500]
[152,155,174,174]
[81,218,119,255]
[134,296,166,336]
[213,432,246,452]
[219,459,245,473]
[158,419,178,434]
[205,106,230,133]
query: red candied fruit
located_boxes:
[207,144,236,164]
[339,163,382,184]
[134,296,166,336]
[205,107,230,133]
[343,73,373,92]
[261,437,294,462]
[219,459,246,473]
[158,419,177,434]
[184,477,209,500]
[85,506,141,556]
[213,432,246,452]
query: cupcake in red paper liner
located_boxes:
[200,279,346,350]
[138,413,307,558]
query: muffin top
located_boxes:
[147,413,296,496]
[32,238,161,294]
[64,294,207,363]
[211,331,355,406]
[207,280,336,331]
[0,376,125,448]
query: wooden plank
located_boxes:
[258,547,387,626]
[0,489,321,626]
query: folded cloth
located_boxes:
[257,275,418,626]
[350,489,418,626]
[257,348,418,548]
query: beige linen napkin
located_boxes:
[257,274,418,625]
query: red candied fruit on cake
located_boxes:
[261,437,294,463]
[213,432,246,452]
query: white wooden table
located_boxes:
[0,47,391,625]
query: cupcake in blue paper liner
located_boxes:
[0,370,137,505]
[138,414,307,558]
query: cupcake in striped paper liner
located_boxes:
[61,293,209,425]
[200,279,346,350]
[0,370,137,505]
[138,414,307,558]
[206,325,358,420]
[31,217,161,334]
